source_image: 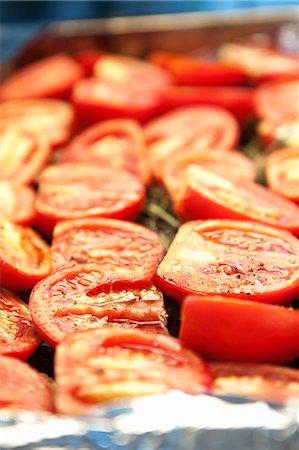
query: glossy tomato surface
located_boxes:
[179,295,299,364]
[0,355,53,412]
[55,328,212,414]
[35,163,145,237]
[0,181,36,226]
[0,221,51,291]
[0,288,41,360]
[51,218,164,278]
[154,220,299,304]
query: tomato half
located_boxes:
[0,99,75,148]
[210,362,299,403]
[35,163,145,237]
[145,106,239,180]
[179,295,299,364]
[153,220,299,305]
[51,218,164,278]
[30,264,168,347]
[0,53,84,100]
[0,288,41,360]
[0,127,50,185]
[55,328,212,414]
[0,221,51,291]
[61,119,151,184]
[0,355,53,412]
[176,165,299,236]
[0,181,36,226]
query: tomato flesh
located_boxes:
[0,181,36,226]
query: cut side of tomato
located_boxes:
[179,295,299,364]
[0,355,54,412]
[0,53,84,101]
[0,221,51,291]
[0,181,36,226]
[210,362,299,403]
[51,218,164,278]
[55,327,212,414]
[154,220,299,305]
[0,288,41,360]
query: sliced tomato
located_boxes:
[149,51,247,86]
[0,53,84,101]
[30,264,168,347]
[0,355,53,411]
[55,327,212,414]
[153,220,299,305]
[210,362,299,403]
[176,165,299,236]
[0,127,50,185]
[265,147,299,204]
[51,218,165,278]
[0,221,51,291]
[35,163,145,237]
[0,181,36,226]
[75,50,105,76]
[0,99,75,148]
[179,295,299,364]
[0,288,41,360]
[145,106,239,180]
[61,119,151,184]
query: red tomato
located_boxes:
[149,51,247,86]
[0,54,84,100]
[55,328,212,414]
[265,147,299,204]
[0,99,75,148]
[29,264,168,347]
[218,43,299,83]
[153,220,299,305]
[210,362,299,403]
[0,181,36,226]
[51,218,164,278]
[0,355,53,412]
[179,295,299,364]
[176,165,299,236]
[61,119,151,184]
[75,50,105,76]
[145,106,239,180]
[0,288,41,360]
[0,127,50,185]
[0,221,51,291]
[35,163,145,237]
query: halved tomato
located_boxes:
[61,119,150,184]
[176,165,299,236]
[0,99,75,148]
[35,163,145,237]
[210,362,299,403]
[0,127,50,185]
[29,264,168,347]
[0,221,51,291]
[145,106,239,180]
[179,295,299,364]
[0,53,84,100]
[55,328,212,414]
[0,288,41,360]
[0,355,53,412]
[51,218,164,278]
[153,220,299,305]
[0,181,36,226]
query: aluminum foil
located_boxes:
[1,392,298,450]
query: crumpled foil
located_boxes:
[0,392,298,450]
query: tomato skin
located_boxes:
[153,220,299,305]
[210,362,299,403]
[55,328,212,414]
[0,221,51,291]
[179,295,299,364]
[0,54,84,101]
[0,355,54,412]
[0,181,36,226]
[75,50,106,76]
[0,288,41,360]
